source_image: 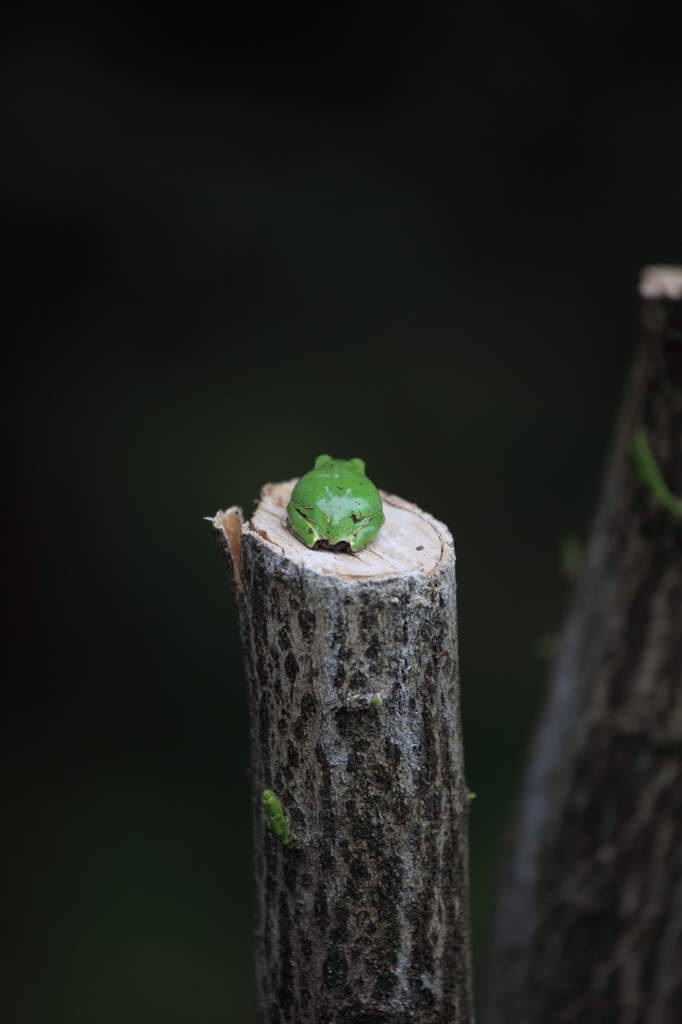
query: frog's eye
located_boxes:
[348,458,366,474]
[314,454,333,469]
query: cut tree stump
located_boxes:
[483,266,682,1024]
[212,481,474,1024]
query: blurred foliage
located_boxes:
[2,2,681,1021]
[559,532,584,580]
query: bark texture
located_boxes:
[213,484,474,1024]
[483,267,682,1024]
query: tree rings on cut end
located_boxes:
[248,479,450,580]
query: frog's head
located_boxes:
[314,453,365,474]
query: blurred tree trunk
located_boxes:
[483,267,682,1024]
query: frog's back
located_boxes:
[292,456,374,507]
[320,459,362,485]
[293,459,365,498]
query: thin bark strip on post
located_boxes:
[483,267,682,1024]
[212,484,474,1023]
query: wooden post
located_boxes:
[212,482,474,1023]
[482,266,682,1024]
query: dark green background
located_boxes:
[3,3,681,1021]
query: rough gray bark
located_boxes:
[483,266,682,1024]
[212,484,474,1024]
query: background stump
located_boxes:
[483,267,682,1024]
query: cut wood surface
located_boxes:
[212,480,474,1024]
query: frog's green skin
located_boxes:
[287,455,385,553]
[262,789,292,845]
